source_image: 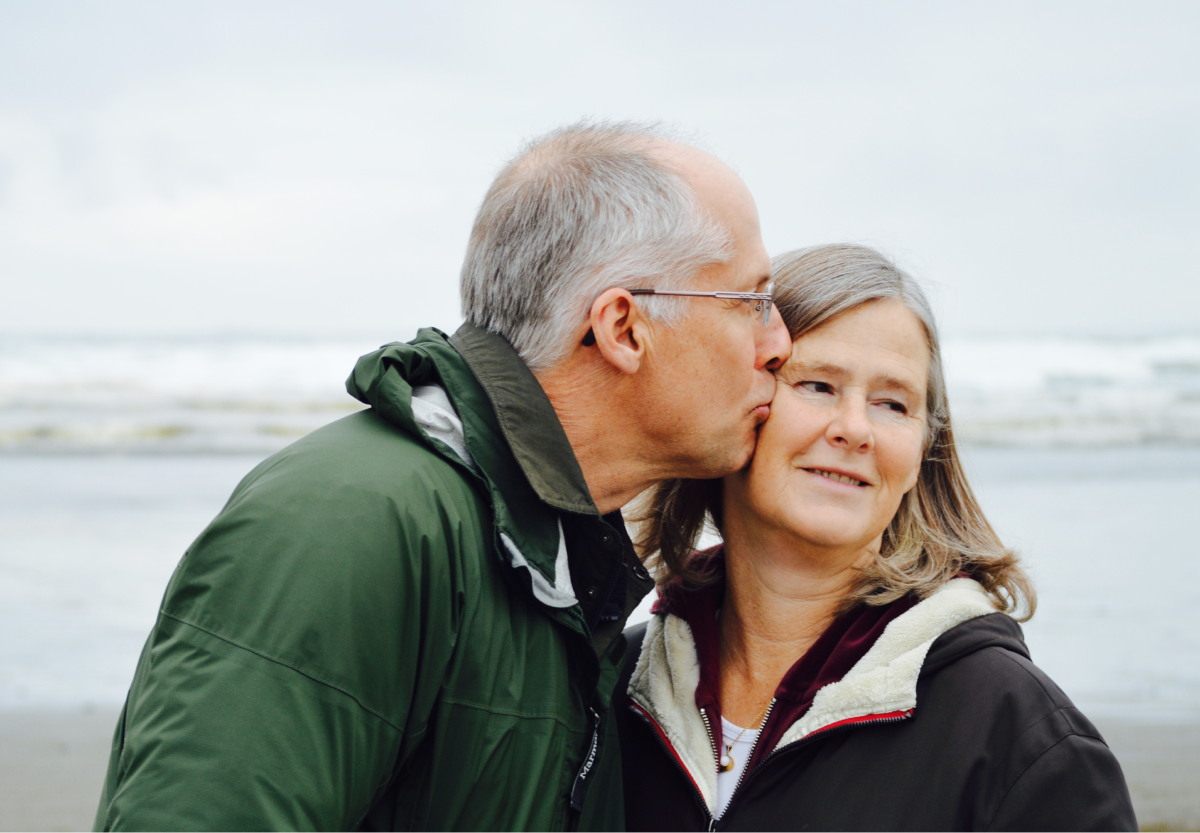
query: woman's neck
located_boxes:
[716,526,868,726]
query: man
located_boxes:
[94,122,790,830]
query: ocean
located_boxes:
[2,334,1199,723]
[4,332,1200,454]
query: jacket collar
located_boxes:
[345,327,584,611]
[628,577,998,814]
[654,549,919,775]
[450,322,598,517]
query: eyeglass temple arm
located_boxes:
[627,289,773,299]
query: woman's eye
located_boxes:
[798,381,833,394]
[881,400,908,414]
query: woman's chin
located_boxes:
[780,521,879,555]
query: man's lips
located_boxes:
[752,404,771,422]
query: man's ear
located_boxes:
[584,288,648,375]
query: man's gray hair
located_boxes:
[460,121,734,370]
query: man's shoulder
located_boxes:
[168,407,492,616]
[178,409,493,591]
[240,407,480,502]
[154,408,501,714]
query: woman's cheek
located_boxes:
[897,427,921,492]
[880,422,924,494]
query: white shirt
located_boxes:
[717,716,760,818]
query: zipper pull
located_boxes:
[570,707,603,812]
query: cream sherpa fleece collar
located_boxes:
[626,578,997,813]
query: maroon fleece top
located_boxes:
[652,546,917,773]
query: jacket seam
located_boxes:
[983,730,1086,831]
[439,696,582,730]
[994,646,1056,700]
[992,649,1103,741]
[159,611,404,735]
[982,651,1104,830]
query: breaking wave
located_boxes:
[943,335,1200,446]
[3,333,1200,452]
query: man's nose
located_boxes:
[757,305,792,371]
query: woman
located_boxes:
[617,245,1136,831]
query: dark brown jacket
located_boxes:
[617,579,1136,831]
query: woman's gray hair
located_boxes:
[632,244,1037,620]
[459,121,733,370]
[770,245,949,449]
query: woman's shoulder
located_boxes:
[916,612,1136,829]
[920,612,1111,754]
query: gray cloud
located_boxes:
[0,0,1196,338]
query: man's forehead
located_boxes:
[654,141,765,289]
[653,144,750,206]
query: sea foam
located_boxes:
[943,335,1200,446]
[2,333,1199,451]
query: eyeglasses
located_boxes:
[628,280,776,325]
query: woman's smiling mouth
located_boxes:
[802,467,870,487]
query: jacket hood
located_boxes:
[922,603,1030,673]
[627,577,1004,814]
[346,327,578,609]
[346,329,473,467]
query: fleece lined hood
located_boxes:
[627,578,999,814]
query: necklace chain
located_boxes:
[719,699,771,773]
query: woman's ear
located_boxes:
[585,288,648,375]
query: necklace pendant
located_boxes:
[719,750,735,772]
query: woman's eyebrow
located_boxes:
[873,374,921,398]
[787,360,846,377]
[788,360,921,398]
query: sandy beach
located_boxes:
[4,452,1199,830]
[1,707,1196,831]
[0,708,114,832]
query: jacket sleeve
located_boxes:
[94,449,481,830]
[985,731,1138,832]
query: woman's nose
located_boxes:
[826,396,873,450]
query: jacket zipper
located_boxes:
[569,707,603,813]
[634,697,912,830]
[728,698,777,799]
[629,701,715,829]
[719,708,914,821]
[698,707,721,770]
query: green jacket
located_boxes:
[94,323,654,831]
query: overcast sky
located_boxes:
[1,0,1197,341]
